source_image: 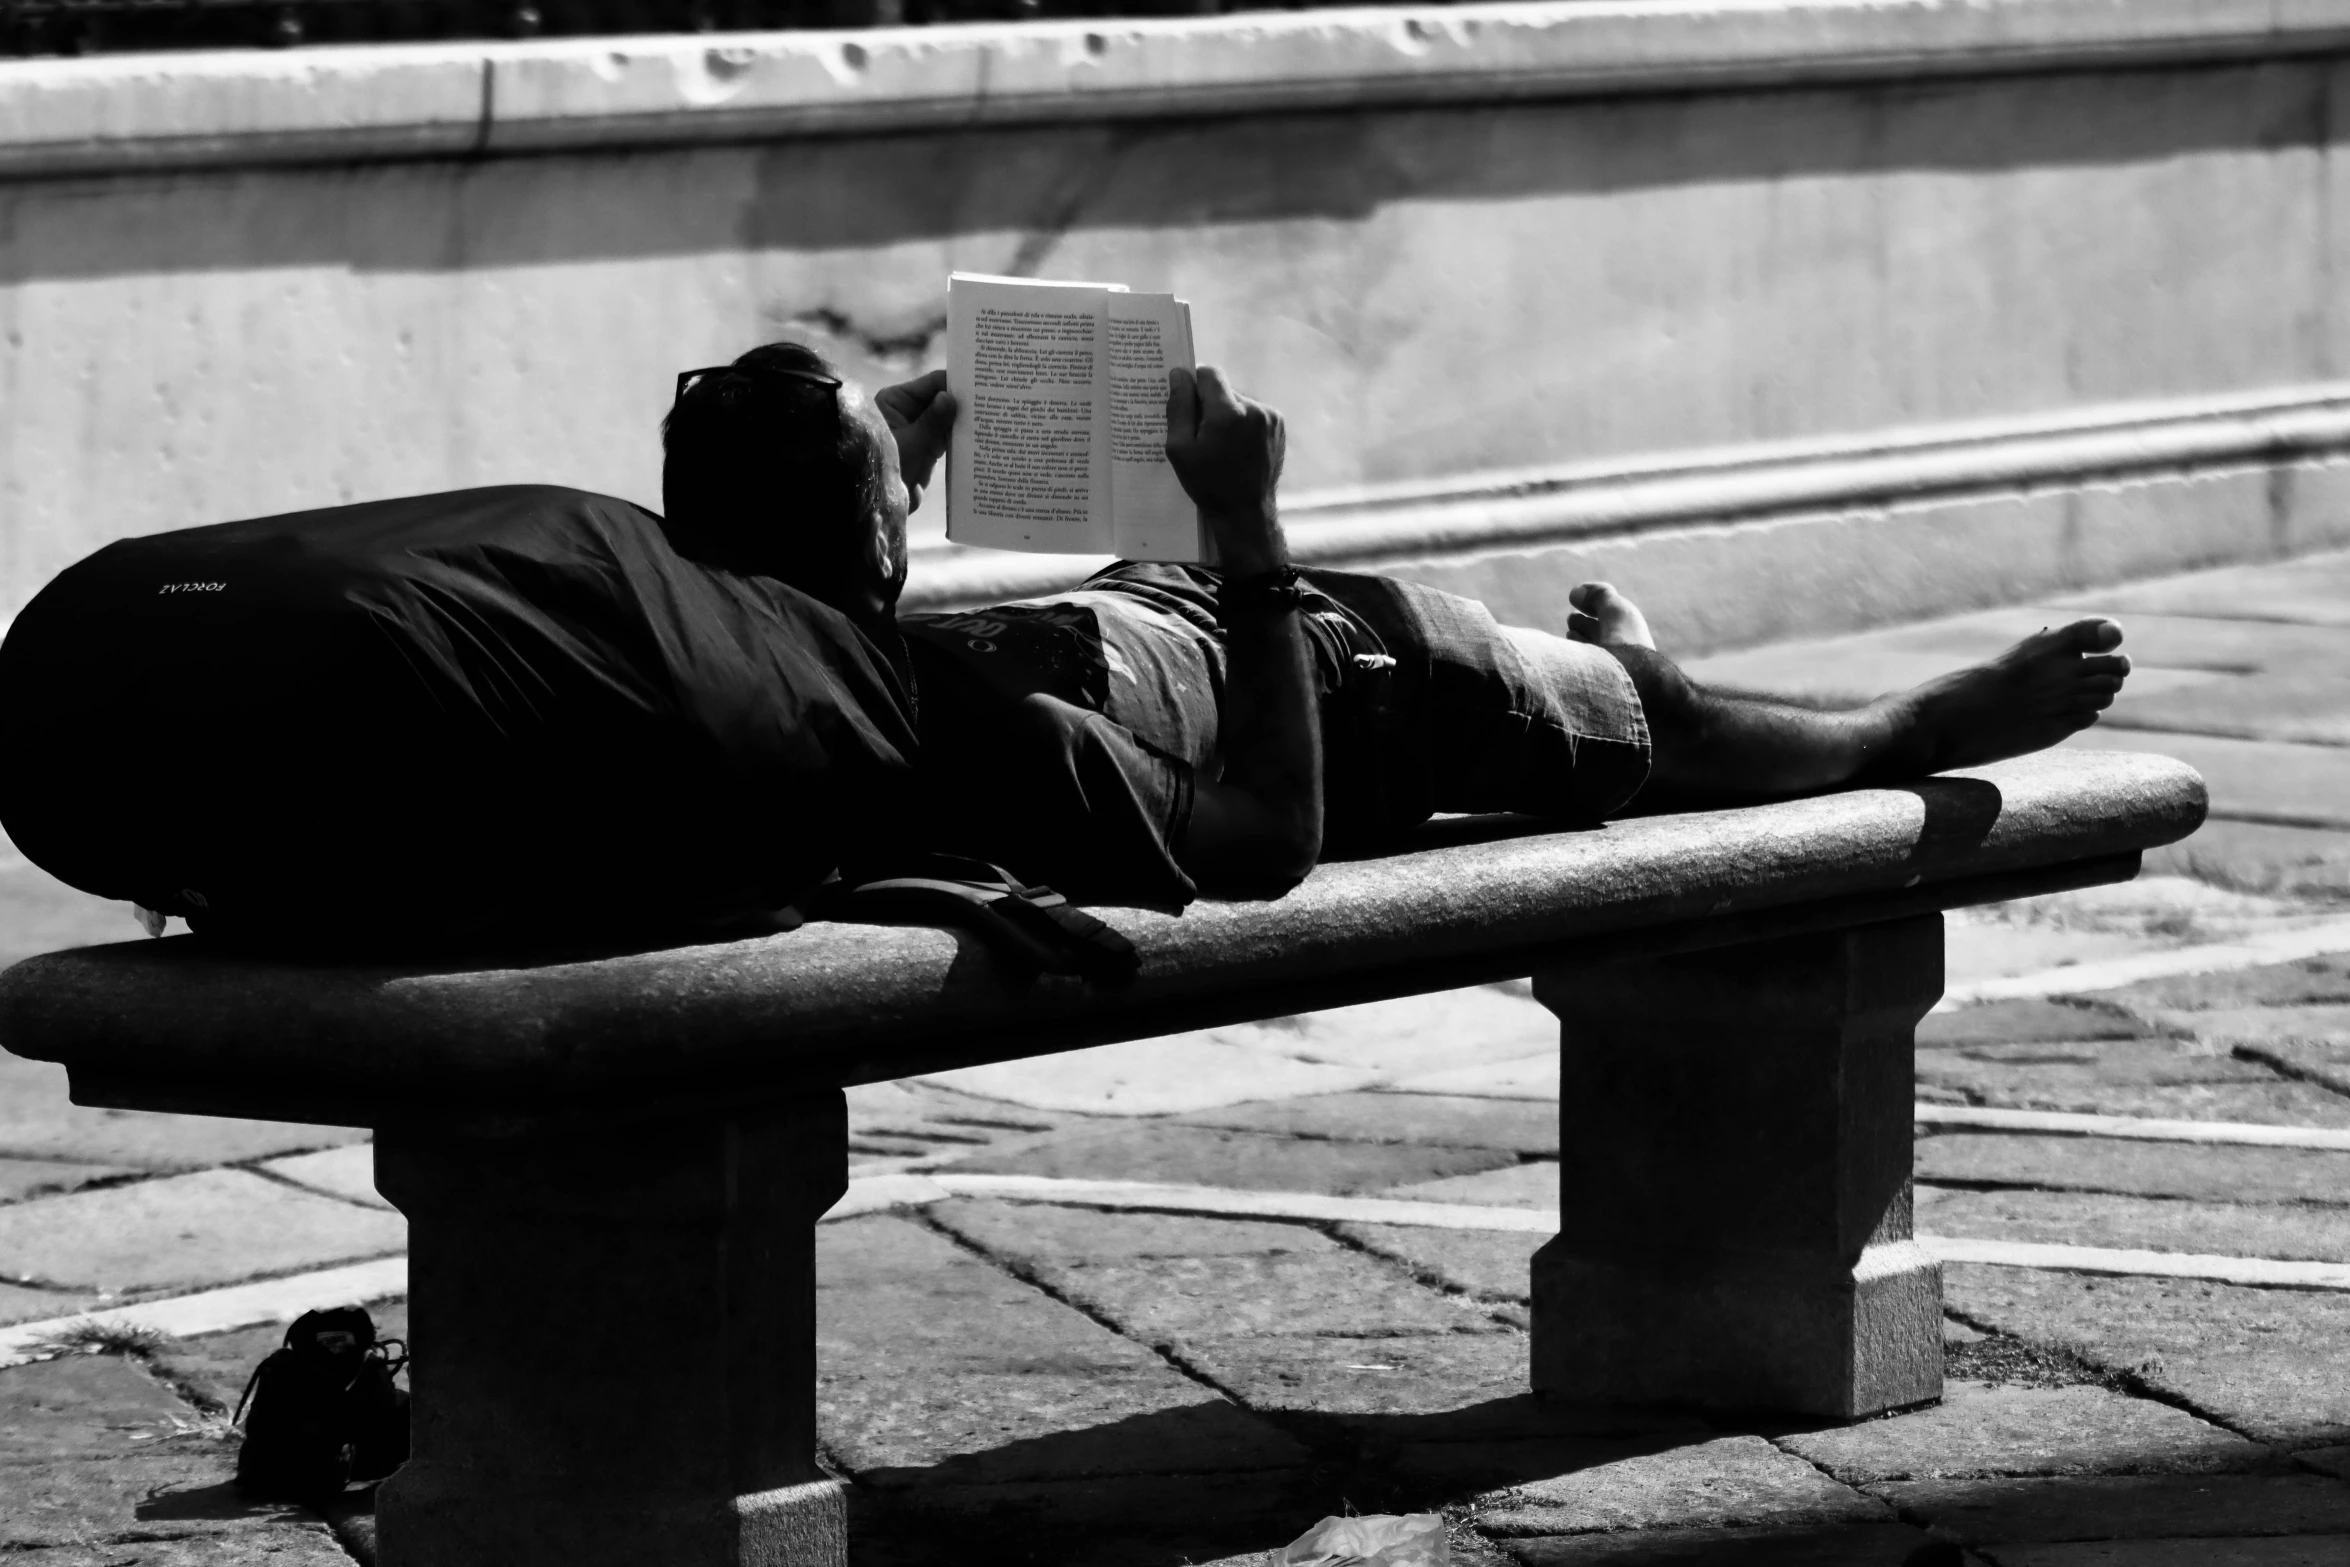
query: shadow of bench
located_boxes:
[0,749,2205,1566]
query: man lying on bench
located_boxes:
[662,344,2134,904]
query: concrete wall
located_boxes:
[8,0,2350,651]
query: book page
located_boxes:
[946,274,1113,553]
[1105,292,1201,563]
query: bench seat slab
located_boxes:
[372,1096,850,1567]
[1531,914,1942,1419]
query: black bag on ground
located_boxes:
[234,1306,410,1502]
[0,486,920,953]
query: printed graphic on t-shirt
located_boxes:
[906,602,1115,712]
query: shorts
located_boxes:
[1298,569,1653,846]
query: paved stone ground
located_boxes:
[5,550,2350,1564]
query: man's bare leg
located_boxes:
[1564,581,2130,800]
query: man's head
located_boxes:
[660,341,908,622]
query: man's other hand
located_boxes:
[1166,366,1287,576]
[876,370,957,510]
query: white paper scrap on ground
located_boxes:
[1278,1513,1445,1567]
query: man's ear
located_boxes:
[866,506,906,603]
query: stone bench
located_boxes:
[0,749,2205,1567]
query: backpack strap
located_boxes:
[810,854,1139,987]
[232,1354,276,1426]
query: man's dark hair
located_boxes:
[660,341,885,606]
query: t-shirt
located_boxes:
[898,563,1377,907]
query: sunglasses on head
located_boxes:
[673,363,843,407]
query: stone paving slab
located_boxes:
[2177,999,2350,1044]
[0,1168,408,1295]
[0,1156,133,1205]
[258,1145,388,1210]
[1913,1133,2350,1206]
[918,988,1559,1118]
[2168,1010,2350,1098]
[1937,879,2338,992]
[1915,1186,2350,1265]
[2101,955,2350,1012]
[2145,819,2350,897]
[1501,1522,1938,1565]
[0,1352,199,1460]
[845,1470,1340,1567]
[2300,1447,2350,1480]
[2102,669,2350,748]
[1386,1055,1560,1100]
[1945,1264,2350,1449]
[1775,1380,2266,1484]
[1919,999,2156,1047]
[1274,987,1562,1076]
[1174,1332,1538,1427]
[1879,1473,2350,1543]
[0,1448,303,1548]
[1987,1538,2350,1565]
[1405,1434,1884,1538]
[923,1037,1382,1117]
[926,1201,1500,1343]
[8,1529,356,1565]
[1176,1093,1560,1156]
[845,1080,1076,1165]
[0,1349,304,1553]
[1913,1040,2350,1127]
[816,1213,1307,1487]
[1335,1223,1547,1307]
[0,1054,368,1172]
[2058,728,2350,830]
[935,1122,1518,1196]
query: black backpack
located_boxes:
[0,486,921,955]
[233,1306,410,1503]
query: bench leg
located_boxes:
[371,1096,850,1566]
[1529,914,1943,1419]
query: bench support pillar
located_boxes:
[1530,915,1943,1419]
[372,1095,850,1567]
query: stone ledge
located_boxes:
[6,0,2350,178]
[903,383,2350,611]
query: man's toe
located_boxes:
[2061,617,2124,652]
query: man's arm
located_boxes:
[1165,367,1323,891]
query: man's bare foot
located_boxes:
[1567,582,1656,650]
[1881,619,2131,773]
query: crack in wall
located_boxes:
[774,306,946,368]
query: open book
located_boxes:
[945,272,1205,562]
